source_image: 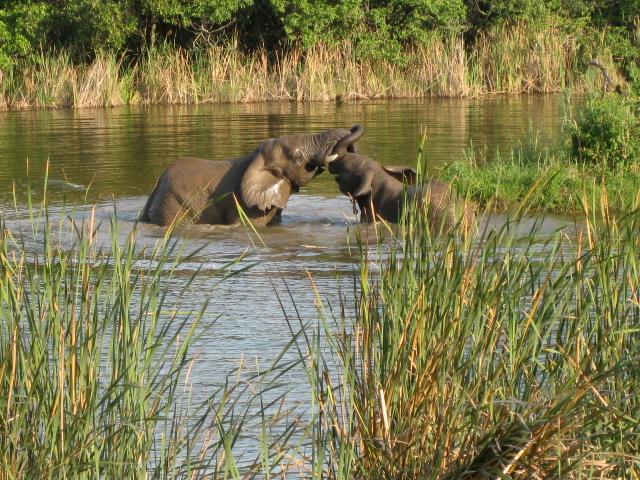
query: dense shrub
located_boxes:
[0,0,638,69]
[567,93,640,172]
[0,2,50,69]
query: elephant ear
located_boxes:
[383,165,418,184]
[240,154,292,211]
[353,170,375,198]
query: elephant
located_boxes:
[324,148,475,234]
[139,125,365,226]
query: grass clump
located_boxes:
[441,147,577,211]
[0,207,214,477]
[567,93,640,172]
[442,147,640,213]
[303,187,640,478]
[0,191,304,478]
[443,90,640,213]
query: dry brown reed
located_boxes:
[0,23,615,110]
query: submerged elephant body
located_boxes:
[140,126,364,226]
[140,155,288,227]
[325,152,475,233]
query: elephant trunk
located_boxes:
[331,124,365,155]
[309,125,364,168]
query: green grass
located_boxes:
[300,183,640,478]
[3,167,640,478]
[441,143,640,214]
[442,91,640,214]
[0,185,305,478]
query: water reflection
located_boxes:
[0,95,576,380]
[0,96,567,205]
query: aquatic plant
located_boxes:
[0,23,616,109]
[299,173,640,477]
[0,184,303,478]
[442,146,640,214]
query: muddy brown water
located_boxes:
[0,96,578,464]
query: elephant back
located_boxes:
[422,180,475,235]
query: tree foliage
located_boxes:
[0,0,637,69]
[0,1,50,68]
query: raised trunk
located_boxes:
[331,125,365,155]
[308,126,363,167]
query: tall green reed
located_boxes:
[0,182,306,478]
[301,171,640,477]
[3,163,639,478]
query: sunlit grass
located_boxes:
[0,23,614,110]
[442,136,640,214]
[0,182,306,478]
[443,148,618,213]
[2,159,640,478]
[299,165,640,478]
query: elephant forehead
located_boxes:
[332,154,373,172]
[265,139,299,158]
[276,133,307,146]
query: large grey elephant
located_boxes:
[324,147,475,234]
[140,125,365,226]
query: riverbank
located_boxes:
[443,90,640,214]
[0,23,622,110]
[443,149,640,214]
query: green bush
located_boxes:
[268,0,467,63]
[567,93,640,172]
[48,0,138,53]
[0,2,50,69]
[0,0,638,75]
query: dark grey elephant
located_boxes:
[324,148,475,234]
[140,125,365,226]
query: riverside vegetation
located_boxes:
[1,1,640,477]
[304,191,640,478]
[443,85,640,213]
[1,166,639,477]
[0,0,639,108]
[0,187,307,478]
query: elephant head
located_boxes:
[324,151,475,233]
[325,152,416,199]
[240,125,365,211]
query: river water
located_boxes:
[0,95,576,467]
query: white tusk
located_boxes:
[324,154,338,165]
